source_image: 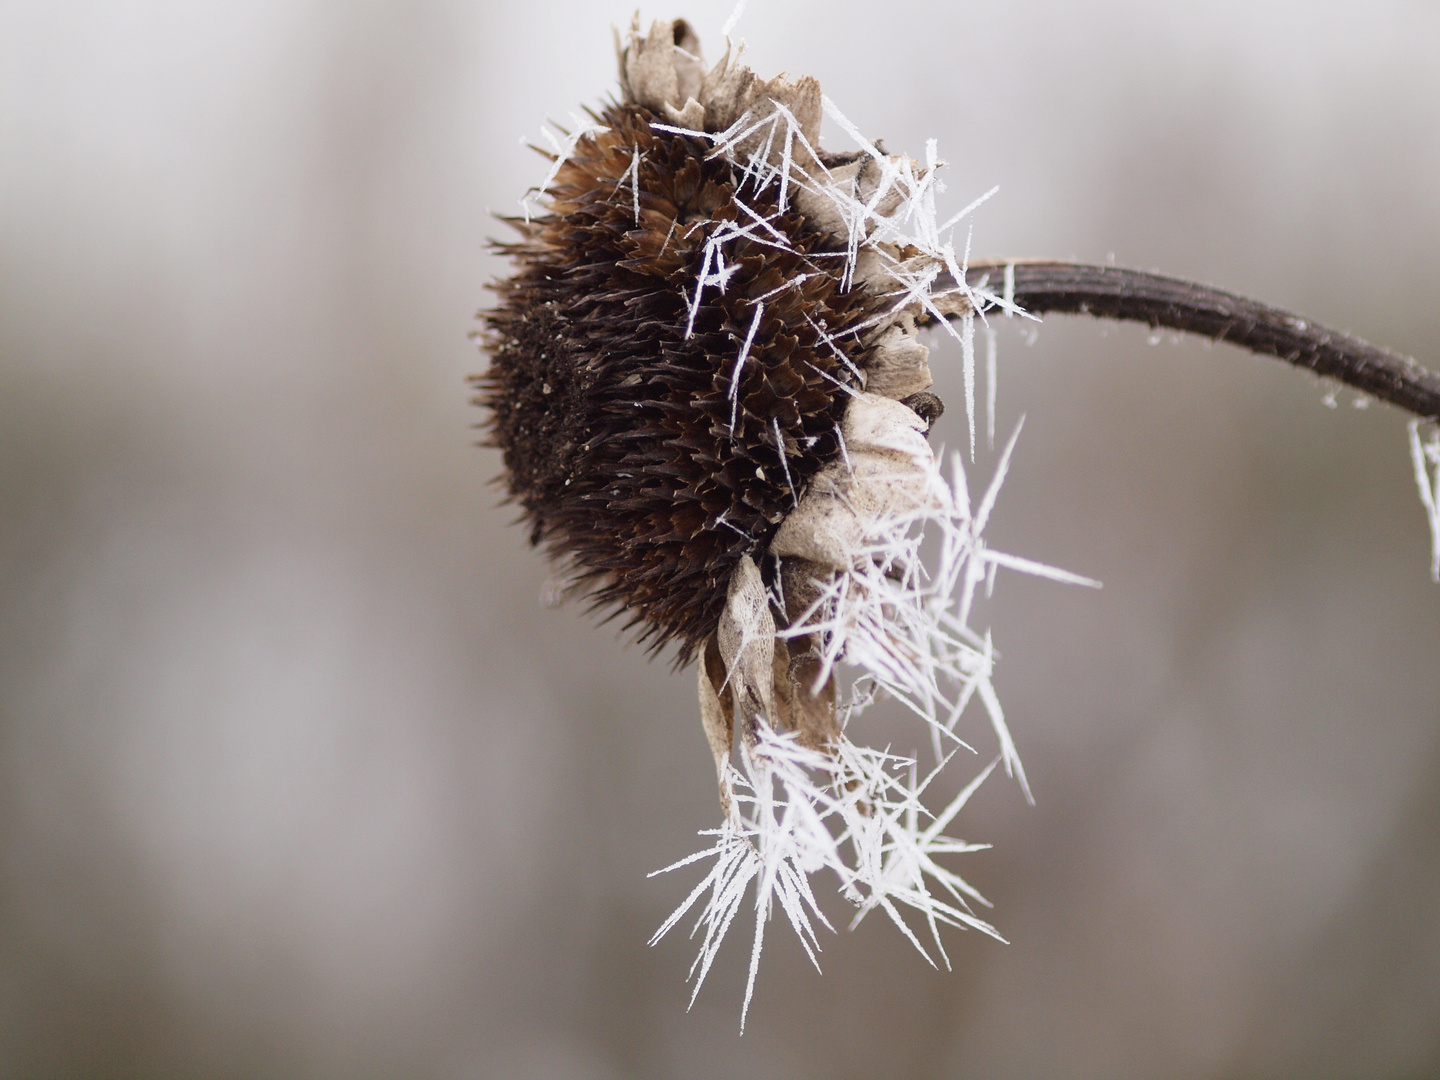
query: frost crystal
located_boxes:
[653,433,1098,1027]
[780,421,1100,798]
[1409,420,1440,581]
[651,727,1005,1032]
[521,115,610,222]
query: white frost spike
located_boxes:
[650,723,1003,1031]
[720,0,748,41]
[985,322,998,450]
[846,754,1005,965]
[961,312,976,460]
[939,184,1000,235]
[626,145,642,224]
[729,301,765,435]
[1409,420,1440,581]
[522,115,610,222]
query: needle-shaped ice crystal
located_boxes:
[1409,420,1440,581]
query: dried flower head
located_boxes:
[477,15,1440,1027]
[481,76,881,659]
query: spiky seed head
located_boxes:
[478,101,883,660]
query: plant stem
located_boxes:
[953,260,1440,420]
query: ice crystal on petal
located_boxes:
[781,422,1100,800]
[654,427,1097,1025]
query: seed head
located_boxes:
[480,93,880,659]
[476,13,1440,1029]
[475,16,1093,1024]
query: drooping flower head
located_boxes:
[477,15,1095,1025]
[480,19,967,661]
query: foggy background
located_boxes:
[2,1,1438,1076]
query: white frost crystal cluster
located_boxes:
[610,18,1098,1025]
[658,426,1096,1027]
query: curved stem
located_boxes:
[949,260,1440,420]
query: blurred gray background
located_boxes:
[2,1,1438,1077]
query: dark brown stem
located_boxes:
[949,260,1440,420]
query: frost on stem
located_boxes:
[1409,421,1440,581]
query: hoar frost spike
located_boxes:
[476,16,1440,1027]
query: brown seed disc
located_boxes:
[477,103,880,662]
